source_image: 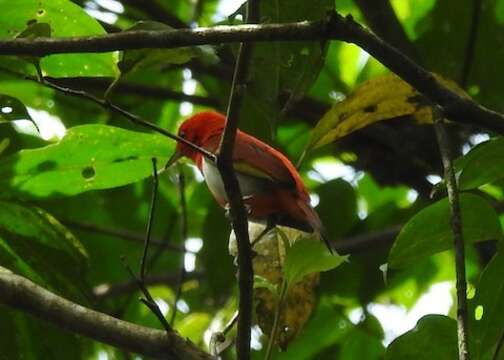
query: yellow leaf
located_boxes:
[306,73,469,151]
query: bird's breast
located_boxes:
[202,157,268,203]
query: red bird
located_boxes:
[167,111,331,252]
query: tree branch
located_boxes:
[1,12,503,134]
[433,112,470,360]
[215,1,260,359]
[0,271,212,359]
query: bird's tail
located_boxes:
[296,199,334,254]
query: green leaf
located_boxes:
[0,94,39,131]
[200,200,234,299]
[254,274,279,296]
[469,248,504,359]
[0,307,85,360]
[385,315,458,360]
[457,137,504,190]
[0,0,118,77]
[0,200,89,300]
[176,312,211,345]
[339,326,385,360]
[0,125,173,199]
[388,193,502,268]
[415,0,504,113]
[118,21,197,76]
[306,73,468,151]
[315,178,358,240]
[236,0,334,140]
[283,237,348,287]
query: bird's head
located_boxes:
[166,111,226,166]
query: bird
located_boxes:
[166,111,332,253]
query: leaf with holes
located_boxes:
[0,200,89,300]
[456,137,504,190]
[0,124,173,199]
[469,248,504,359]
[306,73,469,151]
[0,0,118,77]
[0,94,39,132]
[388,193,502,268]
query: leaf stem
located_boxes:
[264,279,288,360]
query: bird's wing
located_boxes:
[232,131,297,188]
[201,131,298,188]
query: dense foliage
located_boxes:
[0,0,503,359]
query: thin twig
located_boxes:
[265,280,288,360]
[215,1,260,359]
[121,258,172,334]
[170,166,188,325]
[211,311,239,356]
[0,67,216,162]
[61,219,191,253]
[493,327,504,360]
[433,109,470,360]
[93,271,203,300]
[140,158,159,280]
[48,79,215,161]
[460,0,482,88]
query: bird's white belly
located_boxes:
[202,157,263,202]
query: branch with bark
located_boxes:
[214,1,260,359]
[0,270,212,360]
[0,12,503,134]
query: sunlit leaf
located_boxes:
[469,248,504,359]
[0,0,118,77]
[283,237,348,287]
[306,73,468,151]
[385,315,458,360]
[175,312,211,345]
[388,193,502,268]
[0,125,173,199]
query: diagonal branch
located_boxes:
[0,13,503,134]
[0,271,212,359]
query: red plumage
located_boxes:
[169,111,330,250]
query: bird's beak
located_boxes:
[164,149,183,169]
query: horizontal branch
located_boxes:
[0,271,212,359]
[0,21,326,56]
[0,12,503,134]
